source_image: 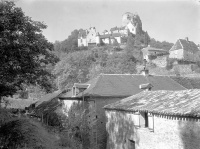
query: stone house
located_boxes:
[104,89,200,149]
[59,72,192,149]
[141,46,169,61]
[169,37,199,62]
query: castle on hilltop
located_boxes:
[78,12,141,47]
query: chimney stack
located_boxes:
[141,69,149,76]
[139,83,153,91]
[185,37,189,41]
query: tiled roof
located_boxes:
[170,76,200,89]
[170,39,199,53]
[99,33,121,39]
[142,46,168,53]
[111,33,121,37]
[104,89,200,117]
[35,90,63,107]
[33,90,63,116]
[99,34,111,39]
[62,74,186,98]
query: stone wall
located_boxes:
[88,97,124,149]
[106,110,200,149]
[151,55,167,68]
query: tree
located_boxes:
[125,34,143,62]
[0,1,59,98]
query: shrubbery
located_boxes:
[0,117,60,149]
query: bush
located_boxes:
[0,108,13,126]
[0,118,58,149]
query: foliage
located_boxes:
[0,108,13,126]
[0,1,59,97]
[61,101,90,149]
[149,38,173,51]
[112,39,119,47]
[54,44,139,89]
[53,29,89,57]
[166,58,176,70]
[53,50,94,89]
[125,34,143,62]
[0,118,60,149]
[121,36,128,44]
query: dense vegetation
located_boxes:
[0,1,58,98]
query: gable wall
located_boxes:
[169,49,184,59]
[106,110,200,149]
[88,97,126,149]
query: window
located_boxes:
[133,112,154,131]
[148,113,154,131]
[132,112,140,127]
[140,112,148,127]
[128,140,135,149]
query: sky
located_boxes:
[15,0,200,44]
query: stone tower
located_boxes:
[122,12,143,34]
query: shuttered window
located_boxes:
[133,112,140,127]
[148,113,154,131]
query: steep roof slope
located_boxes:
[170,76,200,89]
[170,38,198,53]
[104,89,200,117]
[75,74,186,97]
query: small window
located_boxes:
[128,140,135,149]
[148,113,154,131]
[96,115,98,119]
[140,112,148,127]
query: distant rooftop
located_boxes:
[170,38,199,53]
[60,74,186,99]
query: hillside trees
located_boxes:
[0,1,59,98]
[125,34,143,62]
[149,38,173,50]
[53,29,88,57]
[54,45,138,89]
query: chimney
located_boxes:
[185,37,189,42]
[141,69,149,76]
[139,83,153,91]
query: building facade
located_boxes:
[105,89,200,149]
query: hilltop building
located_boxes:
[169,37,200,62]
[78,12,139,47]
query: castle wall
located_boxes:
[115,37,121,44]
[86,27,97,44]
[106,110,200,149]
[127,22,136,35]
[78,38,87,47]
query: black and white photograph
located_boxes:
[0,0,200,149]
